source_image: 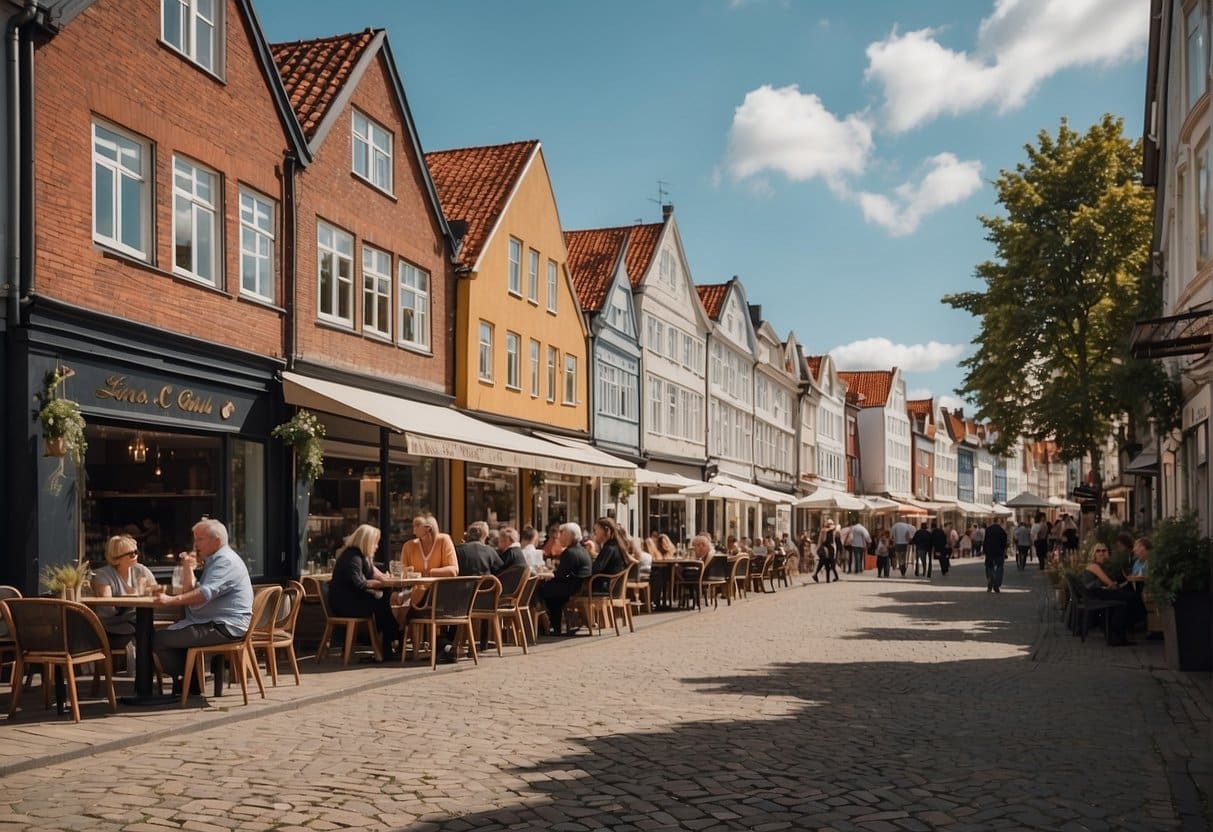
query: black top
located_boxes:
[328,547,375,616]
[591,541,626,594]
[496,545,528,574]
[983,524,1009,560]
[554,543,592,584]
[912,528,932,549]
[456,541,502,576]
[930,526,949,552]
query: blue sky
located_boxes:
[258,0,1149,413]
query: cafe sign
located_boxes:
[95,375,237,420]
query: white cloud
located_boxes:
[866,0,1148,132]
[724,84,874,186]
[906,387,934,400]
[852,153,983,236]
[829,338,965,372]
[938,394,967,413]
[906,389,968,413]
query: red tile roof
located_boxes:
[906,398,936,439]
[564,228,628,312]
[696,283,729,320]
[836,370,895,408]
[424,140,539,269]
[270,30,377,140]
[940,408,966,442]
[622,223,662,288]
[805,355,824,382]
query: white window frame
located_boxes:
[529,339,541,397]
[563,355,577,404]
[1198,136,1210,270]
[352,110,393,194]
[478,322,494,382]
[527,248,539,303]
[238,188,274,301]
[362,244,392,339]
[546,259,558,312]
[547,347,558,402]
[1188,2,1208,111]
[505,331,521,390]
[172,155,220,286]
[161,0,221,75]
[317,221,355,326]
[92,121,151,260]
[508,238,522,296]
[398,261,431,351]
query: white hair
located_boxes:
[193,518,228,547]
[560,522,582,541]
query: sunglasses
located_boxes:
[120,550,139,559]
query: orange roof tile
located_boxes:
[805,355,824,382]
[270,30,377,140]
[424,140,539,268]
[836,370,895,408]
[622,223,662,288]
[696,283,729,320]
[907,398,936,439]
[564,228,628,312]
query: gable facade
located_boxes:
[807,355,847,491]
[841,368,910,497]
[751,317,797,491]
[703,278,757,481]
[933,405,959,502]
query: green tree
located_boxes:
[943,115,1157,498]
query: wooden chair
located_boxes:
[747,554,774,594]
[304,575,382,664]
[252,581,304,686]
[569,570,625,636]
[697,556,731,610]
[625,562,652,615]
[0,586,22,684]
[608,567,635,634]
[406,577,481,669]
[729,555,750,604]
[518,575,543,644]
[180,586,276,707]
[675,561,704,610]
[771,551,792,588]
[1064,574,1125,643]
[493,567,532,654]
[469,574,504,657]
[2,597,116,723]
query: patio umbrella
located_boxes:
[679,482,756,501]
[1004,490,1052,509]
[1048,495,1081,512]
[795,488,866,511]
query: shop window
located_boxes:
[540,477,582,529]
[229,438,265,575]
[466,464,517,528]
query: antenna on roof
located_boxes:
[647,180,671,217]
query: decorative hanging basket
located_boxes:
[43,436,69,458]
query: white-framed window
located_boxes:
[508,238,522,295]
[529,339,541,397]
[239,189,274,301]
[1198,137,1210,270]
[162,0,220,75]
[398,261,430,350]
[546,347,558,402]
[597,357,638,421]
[92,121,150,260]
[172,156,220,285]
[659,248,675,286]
[649,376,663,435]
[527,249,539,303]
[506,332,521,390]
[563,354,577,404]
[1188,2,1208,110]
[546,259,558,312]
[362,244,391,338]
[317,221,354,324]
[478,322,494,382]
[352,110,393,193]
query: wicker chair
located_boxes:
[568,570,627,636]
[771,551,792,588]
[728,555,750,604]
[625,562,652,615]
[1,598,116,723]
[180,586,277,707]
[252,581,304,686]
[469,574,504,656]
[699,555,732,609]
[305,575,382,664]
[747,554,774,594]
[406,577,481,669]
[492,567,532,654]
[0,586,21,684]
[518,575,543,644]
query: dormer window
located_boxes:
[162,0,221,76]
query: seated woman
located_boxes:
[589,518,629,594]
[328,524,400,660]
[396,515,459,624]
[1081,544,1145,646]
[654,533,676,561]
[91,534,158,650]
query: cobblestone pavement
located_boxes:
[1,561,1209,831]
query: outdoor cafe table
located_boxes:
[79,595,174,706]
[648,558,703,609]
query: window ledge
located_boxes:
[157,40,226,85]
[478,377,494,386]
[398,343,434,357]
[350,171,397,202]
[314,317,357,335]
[97,246,232,299]
[236,294,286,315]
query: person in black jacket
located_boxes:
[983,520,1010,593]
[813,519,843,583]
[929,521,949,577]
[538,523,592,635]
[494,526,530,574]
[456,521,502,576]
[589,517,629,594]
[911,522,933,577]
[328,524,400,659]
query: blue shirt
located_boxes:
[1131,558,1148,577]
[168,544,253,635]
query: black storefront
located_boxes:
[3,303,288,593]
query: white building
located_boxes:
[838,368,911,498]
[804,355,847,492]
[751,314,798,494]
[933,404,959,504]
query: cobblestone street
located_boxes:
[1,562,1209,832]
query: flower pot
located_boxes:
[1163,590,1212,672]
[43,436,69,457]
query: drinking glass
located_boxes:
[135,576,149,596]
[389,561,403,578]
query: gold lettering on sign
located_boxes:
[95,375,150,405]
[176,389,214,416]
[220,401,236,420]
[94,375,227,420]
[157,386,174,409]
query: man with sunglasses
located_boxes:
[153,518,253,696]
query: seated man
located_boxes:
[537,523,591,635]
[153,518,253,695]
[456,521,502,576]
[494,526,530,574]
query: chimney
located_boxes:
[662,203,674,220]
[952,407,965,419]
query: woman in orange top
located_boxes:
[397,515,458,609]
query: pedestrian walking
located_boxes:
[971,523,985,559]
[1013,520,1032,571]
[983,520,1009,593]
[1031,513,1050,570]
[929,520,947,578]
[812,519,843,583]
[890,519,916,576]
[911,522,932,577]
[847,521,871,575]
[874,530,892,577]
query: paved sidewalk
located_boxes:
[1,561,1209,831]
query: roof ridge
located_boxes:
[565,221,664,235]
[268,28,379,49]
[427,138,540,156]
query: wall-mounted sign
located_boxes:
[94,375,235,420]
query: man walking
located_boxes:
[1013,520,1032,571]
[929,520,948,578]
[983,520,1009,593]
[911,522,932,577]
[890,518,916,576]
[847,520,871,575]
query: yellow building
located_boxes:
[426,141,607,532]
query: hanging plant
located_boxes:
[37,366,87,494]
[609,477,634,502]
[272,409,326,483]
[529,470,546,490]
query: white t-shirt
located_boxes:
[521,544,544,570]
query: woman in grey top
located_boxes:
[90,534,157,646]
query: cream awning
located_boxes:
[636,469,702,488]
[282,372,633,479]
[531,432,638,479]
[714,474,797,505]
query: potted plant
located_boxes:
[37,367,87,495]
[609,477,634,504]
[272,409,326,483]
[529,470,546,491]
[39,552,91,601]
[1145,513,1212,672]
